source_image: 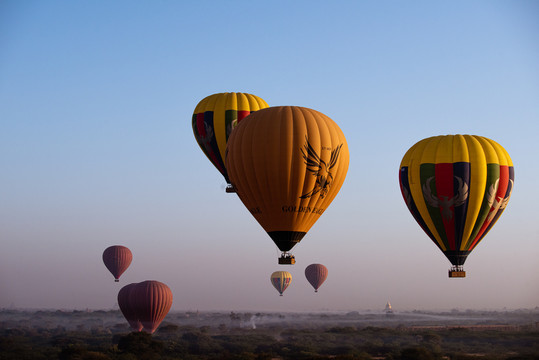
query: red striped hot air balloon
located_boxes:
[305,264,328,292]
[270,271,292,296]
[399,135,514,277]
[226,106,349,264]
[131,280,173,334]
[118,283,142,332]
[102,245,132,282]
[192,92,269,192]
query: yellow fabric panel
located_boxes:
[420,135,443,164]
[460,135,487,250]
[483,137,512,166]
[239,93,268,111]
[271,271,292,281]
[475,136,499,164]
[213,94,229,163]
[434,135,455,163]
[400,137,430,185]
[193,92,219,113]
[452,134,470,163]
[407,136,445,249]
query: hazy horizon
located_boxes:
[1,1,538,313]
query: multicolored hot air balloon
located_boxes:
[270,271,292,296]
[102,245,132,282]
[305,263,328,292]
[399,135,514,277]
[192,92,269,192]
[118,283,143,332]
[131,280,173,333]
[226,106,349,264]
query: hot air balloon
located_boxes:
[118,283,143,332]
[270,271,292,296]
[102,245,132,282]
[399,135,514,277]
[305,263,328,292]
[226,106,349,264]
[192,92,269,192]
[131,280,173,333]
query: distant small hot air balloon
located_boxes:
[305,264,328,292]
[399,134,514,277]
[102,245,132,282]
[131,280,173,333]
[192,92,269,192]
[226,106,349,264]
[118,283,143,332]
[270,271,292,296]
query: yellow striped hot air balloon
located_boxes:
[192,92,269,192]
[399,135,514,277]
[226,106,349,264]
[270,271,292,296]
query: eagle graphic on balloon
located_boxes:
[300,137,343,199]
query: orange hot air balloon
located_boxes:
[305,263,328,292]
[102,245,132,282]
[192,92,269,192]
[270,271,292,296]
[226,106,350,264]
[118,283,143,332]
[131,280,173,334]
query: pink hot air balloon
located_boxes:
[103,245,132,282]
[305,264,328,292]
[131,280,173,334]
[118,283,143,332]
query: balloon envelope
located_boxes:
[226,106,349,259]
[102,245,132,282]
[192,92,269,185]
[118,283,143,332]
[305,264,328,292]
[399,134,514,274]
[131,280,173,334]
[270,271,292,296]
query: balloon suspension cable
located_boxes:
[448,265,466,278]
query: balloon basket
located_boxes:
[225,184,236,193]
[448,270,466,278]
[278,255,295,265]
[114,279,119,282]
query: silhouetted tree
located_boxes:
[116,331,164,358]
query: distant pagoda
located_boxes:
[385,301,393,314]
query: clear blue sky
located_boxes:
[1,0,538,312]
